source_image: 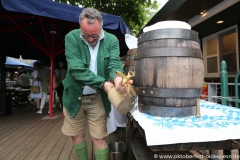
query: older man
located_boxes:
[61,8,130,160]
[17,69,30,88]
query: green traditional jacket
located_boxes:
[62,29,124,118]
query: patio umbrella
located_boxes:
[0,0,129,60]
[5,57,33,70]
[0,0,130,117]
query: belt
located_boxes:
[82,93,99,97]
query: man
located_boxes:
[16,69,31,104]
[17,69,30,88]
[56,60,66,111]
[61,8,130,160]
[37,61,51,114]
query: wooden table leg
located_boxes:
[209,150,219,160]
[223,150,232,160]
[126,113,137,160]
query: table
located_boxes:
[5,81,16,88]
[107,105,126,134]
[6,88,31,106]
[126,99,240,160]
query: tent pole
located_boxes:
[49,30,56,118]
[49,56,54,118]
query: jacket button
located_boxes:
[78,97,81,100]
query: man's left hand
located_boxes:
[114,76,133,95]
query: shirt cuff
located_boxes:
[100,81,106,89]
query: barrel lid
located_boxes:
[143,21,191,33]
[138,28,200,45]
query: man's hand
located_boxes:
[103,82,114,94]
[114,76,133,95]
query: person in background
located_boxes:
[13,71,19,81]
[31,62,42,111]
[5,72,11,81]
[56,61,66,111]
[61,8,130,160]
[12,71,20,87]
[17,69,30,89]
[16,69,31,103]
[37,61,50,114]
[51,70,58,110]
[51,63,59,109]
[18,67,23,75]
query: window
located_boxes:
[219,30,237,74]
[203,25,239,77]
[206,38,218,73]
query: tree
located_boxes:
[54,0,158,35]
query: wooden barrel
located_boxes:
[124,49,137,75]
[134,28,204,117]
[120,55,126,69]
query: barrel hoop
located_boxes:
[138,104,196,117]
[127,49,137,55]
[135,48,202,59]
[135,87,201,98]
[138,28,199,44]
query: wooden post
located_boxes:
[126,113,137,160]
[0,54,11,116]
[49,30,56,118]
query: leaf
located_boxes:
[54,0,159,35]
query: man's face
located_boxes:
[59,62,64,68]
[80,18,101,46]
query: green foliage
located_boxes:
[54,0,158,35]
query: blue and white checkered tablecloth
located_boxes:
[131,98,240,146]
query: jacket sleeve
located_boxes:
[105,34,124,80]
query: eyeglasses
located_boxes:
[81,33,100,39]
